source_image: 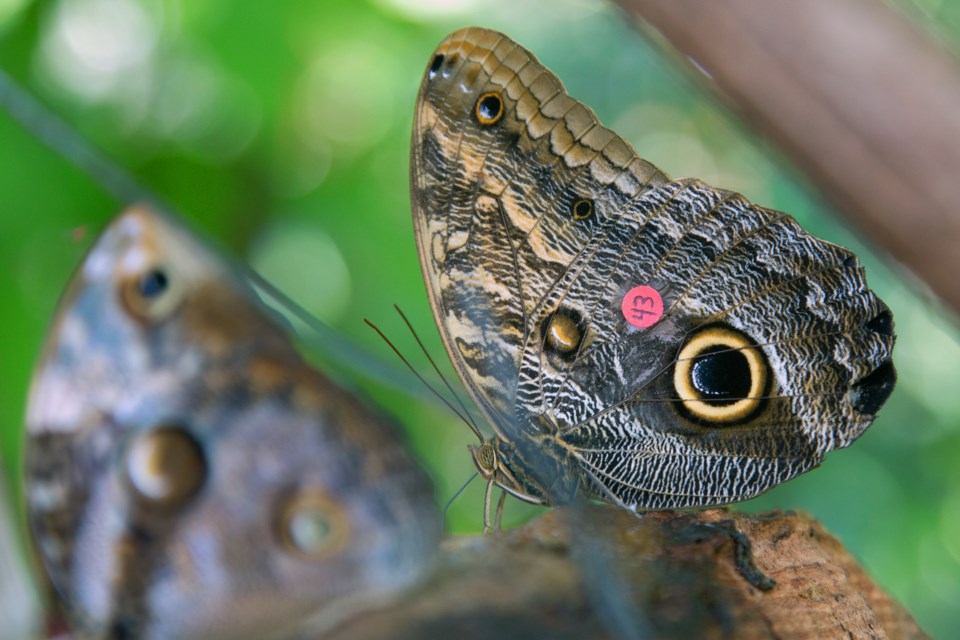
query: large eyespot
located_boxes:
[277,491,350,560]
[571,198,594,221]
[475,92,504,125]
[542,308,586,360]
[126,426,206,508]
[673,326,768,424]
[120,265,181,322]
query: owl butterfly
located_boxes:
[25,206,440,639]
[411,27,896,525]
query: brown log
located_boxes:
[613,0,960,316]
[328,506,926,639]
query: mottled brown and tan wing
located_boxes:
[411,27,670,437]
[411,27,895,509]
[525,179,895,508]
[25,206,439,639]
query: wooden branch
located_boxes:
[327,506,926,639]
[613,0,960,316]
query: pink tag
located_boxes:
[622,285,663,328]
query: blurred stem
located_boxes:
[616,0,960,317]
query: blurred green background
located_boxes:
[1,0,958,636]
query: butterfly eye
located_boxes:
[673,326,768,424]
[571,198,594,220]
[475,92,504,125]
[542,308,586,359]
[120,266,181,322]
[278,492,350,559]
[470,442,497,476]
[126,426,207,507]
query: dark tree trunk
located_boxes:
[614,0,960,317]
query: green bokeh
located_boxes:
[1,0,958,636]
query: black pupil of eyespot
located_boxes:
[429,54,444,77]
[690,346,751,405]
[478,95,501,121]
[574,200,592,218]
[138,269,168,298]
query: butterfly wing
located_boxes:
[411,27,895,509]
[411,28,669,437]
[527,180,895,508]
[25,206,439,638]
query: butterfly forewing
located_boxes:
[411,27,896,511]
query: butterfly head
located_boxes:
[468,437,552,507]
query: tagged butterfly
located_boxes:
[410,27,896,526]
[25,206,440,639]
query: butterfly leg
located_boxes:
[481,476,510,533]
[494,489,507,531]
[482,478,494,534]
[697,519,776,591]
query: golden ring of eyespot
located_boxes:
[278,491,351,560]
[572,198,594,220]
[126,426,207,507]
[673,326,768,424]
[120,265,182,323]
[475,92,504,125]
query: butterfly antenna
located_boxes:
[441,471,479,522]
[392,304,483,438]
[241,271,447,409]
[364,318,483,440]
[0,67,157,207]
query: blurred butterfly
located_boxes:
[410,27,896,527]
[25,205,440,639]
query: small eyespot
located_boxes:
[864,308,894,337]
[126,426,206,507]
[542,308,586,359]
[475,92,504,125]
[120,266,181,322]
[850,359,896,415]
[278,492,350,559]
[673,326,768,424]
[571,198,594,220]
[428,54,444,79]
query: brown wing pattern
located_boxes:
[25,207,439,638]
[411,27,895,509]
[411,28,669,434]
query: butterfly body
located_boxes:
[412,28,896,515]
[26,206,439,639]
